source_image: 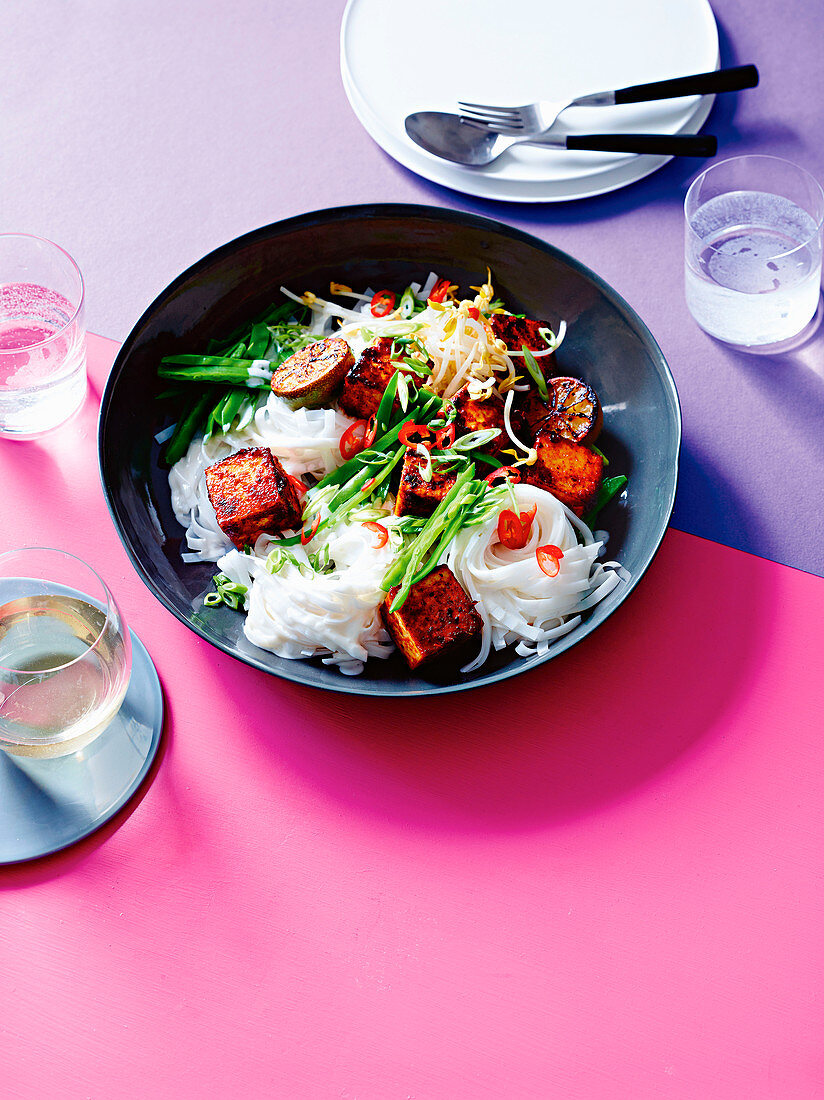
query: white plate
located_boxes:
[340,0,719,202]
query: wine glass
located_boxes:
[0,548,132,759]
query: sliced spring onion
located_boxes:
[384,466,477,609]
[415,442,433,483]
[204,573,248,610]
[400,356,429,377]
[397,371,410,412]
[450,428,501,453]
[520,345,549,402]
[398,287,416,319]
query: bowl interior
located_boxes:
[99,205,680,695]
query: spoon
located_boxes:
[404,112,716,167]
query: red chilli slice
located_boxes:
[362,521,388,549]
[484,465,522,487]
[340,419,368,460]
[497,509,528,550]
[428,278,451,304]
[536,544,564,577]
[363,414,378,448]
[287,474,307,498]
[398,422,432,448]
[300,513,322,545]
[434,423,456,449]
[370,290,396,317]
[519,503,538,539]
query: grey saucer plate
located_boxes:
[0,628,163,864]
[98,204,681,696]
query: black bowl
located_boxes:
[99,204,680,696]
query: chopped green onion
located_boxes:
[397,371,410,413]
[400,356,429,377]
[451,428,501,452]
[308,543,336,574]
[415,442,433,483]
[521,345,549,402]
[399,287,416,318]
[266,546,298,574]
[204,573,248,610]
[384,466,477,609]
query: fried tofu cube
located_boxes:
[448,385,510,456]
[382,565,482,670]
[490,314,557,399]
[394,450,458,517]
[204,446,301,549]
[524,429,603,516]
[338,337,397,420]
[490,312,556,357]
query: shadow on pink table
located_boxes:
[207,529,772,833]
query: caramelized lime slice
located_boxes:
[546,377,602,444]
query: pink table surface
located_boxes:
[1,336,823,1098]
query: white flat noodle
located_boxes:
[227,521,396,674]
[420,272,438,298]
[446,484,623,673]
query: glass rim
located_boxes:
[684,154,824,259]
[0,233,86,351]
[0,546,116,676]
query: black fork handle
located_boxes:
[564,133,717,157]
[614,64,759,105]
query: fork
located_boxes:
[458,63,759,135]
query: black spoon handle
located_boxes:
[614,64,759,105]
[562,133,717,157]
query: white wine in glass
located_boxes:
[0,548,131,758]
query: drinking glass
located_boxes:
[684,155,824,351]
[0,549,132,758]
[0,234,87,437]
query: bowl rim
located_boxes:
[98,202,681,696]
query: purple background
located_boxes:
[3,0,822,576]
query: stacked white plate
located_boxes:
[340,0,719,202]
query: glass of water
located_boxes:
[0,549,132,759]
[0,234,87,437]
[685,155,824,352]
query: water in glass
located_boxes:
[685,190,821,346]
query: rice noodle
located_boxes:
[217,518,397,676]
[445,483,622,673]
